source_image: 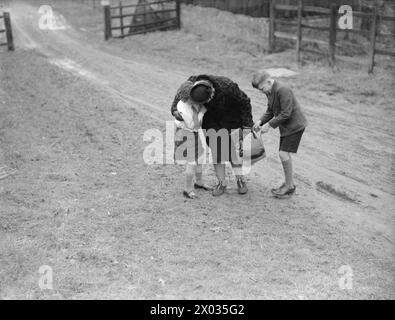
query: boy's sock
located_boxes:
[281,159,294,188]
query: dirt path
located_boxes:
[0,0,394,299]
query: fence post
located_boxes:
[119,1,124,38]
[104,4,112,40]
[368,5,378,74]
[4,12,14,51]
[143,2,146,34]
[329,4,337,67]
[296,0,303,63]
[268,0,275,53]
[176,0,181,29]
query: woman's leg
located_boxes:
[211,163,227,196]
[213,163,226,184]
[231,163,248,194]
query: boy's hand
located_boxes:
[260,123,271,133]
[173,111,183,121]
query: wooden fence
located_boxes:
[71,0,109,9]
[180,0,366,18]
[269,0,395,73]
[0,11,14,51]
[104,0,180,39]
[181,0,269,17]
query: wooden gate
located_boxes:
[0,11,14,51]
[104,0,181,39]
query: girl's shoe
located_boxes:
[183,190,198,199]
[194,183,213,191]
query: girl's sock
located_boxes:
[185,163,196,192]
[195,164,203,185]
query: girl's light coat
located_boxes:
[174,100,206,132]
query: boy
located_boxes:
[252,70,307,198]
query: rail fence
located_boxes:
[0,11,14,51]
[104,0,180,39]
[269,0,395,73]
[181,0,269,17]
[180,0,366,18]
[71,0,109,10]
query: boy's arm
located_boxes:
[259,107,274,125]
[268,87,293,128]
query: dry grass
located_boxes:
[1,0,394,300]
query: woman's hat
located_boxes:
[190,80,214,104]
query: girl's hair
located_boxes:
[177,81,194,102]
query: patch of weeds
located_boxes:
[316,181,358,203]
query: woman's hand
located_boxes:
[253,120,262,132]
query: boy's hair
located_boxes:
[251,70,272,89]
[177,81,194,102]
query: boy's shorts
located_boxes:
[279,129,305,153]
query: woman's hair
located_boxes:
[177,81,194,102]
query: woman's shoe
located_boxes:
[183,190,198,199]
[212,182,226,197]
[236,178,248,194]
[194,183,214,191]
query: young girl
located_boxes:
[173,81,212,199]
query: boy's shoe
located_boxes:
[237,178,248,194]
[183,190,198,199]
[271,183,286,194]
[212,181,226,197]
[194,183,213,191]
[273,185,296,199]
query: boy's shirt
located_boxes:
[260,81,307,137]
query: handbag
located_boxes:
[241,130,266,165]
